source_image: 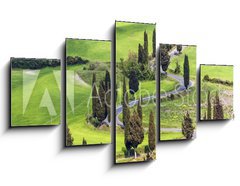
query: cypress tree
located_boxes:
[129,110,144,159]
[177,45,182,54]
[92,73,97,117]
[122,76,130,126]
[129,70,139,95]
[96,80,106,122]
[213,91,224,120]
[152,28,156,58]
[123,77,131,155]
[148,111,156,151]
[207,90,212,120]
[143,31,148,64]
[138,44,144,64]
[66,127,74,146]
[137,98,142,121]
[82,137,87,145]
[105,70,111,122]
[183,55,190,89]
[182,111,194,139]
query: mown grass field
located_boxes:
[66,39,111,62]
[200,65,233,120]
[66,39,111,145]
[160,46,197,141]
[11,67,61,126]
[115,21,155,63]
[115,21,156,163]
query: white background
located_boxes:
[0,0,240,186]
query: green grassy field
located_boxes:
[201,65,233,81]
[200,65,233,120]
[115,21,155,63]
[160,45,197,141]
[66,39,111,62]
[66,39,111,146]
[11,67,61,126]
[168,46,197,80]
[115,21,156,163]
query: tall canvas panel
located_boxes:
[65,39,111,146]
[115,21,156,163]
[160,44,197,141]
[11,57,61,127]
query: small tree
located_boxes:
[105,70,111,122]
[95,81,106,122]
[177,45,182,54]
[92,73,97,117]
[182,111,194,139]
[66,127,74,146]
[213,91,224,120]
[152,28,156,57]
[160,44,170,72]
[137,98,142,122]
[82,137,87,145]
[129,70,139,94]
[143,31,148,64]
[138,44,144,64]
[183,55,190,89]
[148,111,156,151]
[122,76,130,126]
[129,110,144,159]
[174,60,180,74]
[207,90,212,120]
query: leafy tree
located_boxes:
[95,80,106,122]
[148,111,156,151]
[129,70,139,94]
[183,55,190,89]
[92,73,97,117]
[143,31,148,63]
[177,45,182,54]
[82,137,87,145]
[129,110,144,159]
[160,44,170,71]
[182,111,194,139]
[207,90,212,120]
[137,98,142,121]
[66,127,74,146]
[152,28,156,57]
[213,91,224,120]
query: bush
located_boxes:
[11,58,60,69]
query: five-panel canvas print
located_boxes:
[9,20,234,164]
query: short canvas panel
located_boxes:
[115,21,156,163]
[160,44,197,141]
[200,64,233,121]
[11,58,61,127]
[65,39,111,146]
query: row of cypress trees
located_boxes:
[138,29,156,65]
[92,70,111,123]
[122,77,156,158]
[203,91,224,120]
